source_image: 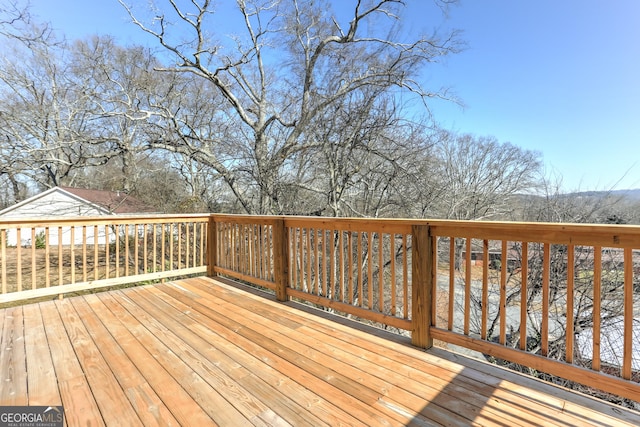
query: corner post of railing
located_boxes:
[207,214,217,278]
[273,217,290,302]
[411,223,433,349]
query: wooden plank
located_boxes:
[214,273,635,427]
[121,286,317,427]
[286,287,411,331]
[431,347,640,427]
[71,296,179,427]
[82,292,215,426]
[185,281,483,427]
[55,299,143,426]
[188,278,558,427]
[38,301,105,426]
[96,291,249,426]
[431,327,640,406]
[22,304,62,406]
[0,306,28,405]
[146,284,364,427]
[158,281,405,427]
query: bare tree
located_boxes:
[120,0,461,214]
[431,130,543,221]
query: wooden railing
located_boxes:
[211,215,640,404]
[0,214,209,303]
[2,213,639,403]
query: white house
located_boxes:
[0,186,154,246]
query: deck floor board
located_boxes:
[2,276,640,426]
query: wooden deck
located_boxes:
[2,277,640,427]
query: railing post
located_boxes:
[273,218,289,302]
[412,224,433,349]
[207,215,217,278]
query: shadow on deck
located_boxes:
[1,276,639,426]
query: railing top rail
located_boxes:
[4,212,636,247]
[0,213,211,229]
[212,214,640,247]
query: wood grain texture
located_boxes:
[2,276,640,426]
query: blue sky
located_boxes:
[27,0,640,192]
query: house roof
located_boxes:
[0,186,154,217]
[59,187,154,214]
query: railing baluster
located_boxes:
[152,224,157,273]
[331,230,336,301]
[45,227,50,288]
[357,232,363,308]
[499,240,507,345]
[448,237,455,331]
[520,242,528,350]
[592,246,602,371]
[71,227,76,284]
[58,226,63,286]
[177,223,182,270]
[316,228,320,295]
[481,239,489,340]
[124,224,130,277]
[94,225,99,281]
[1,229,6,294]
[161,224,166,273]
[367,231,373,310]
[542,243,550,356]
[339,231,353,304]
[378,231,384,313]
[322,229,327,298]
[403,234,409,320]
[106,225,111,278]
[306,228,312,294]
[566,245,575,363]
[623,248,633,380]
[134,224,139,274]
[168,223,173,272]
[390,233,396,316]
[464,237,472,336]
[82,226,87,282]
[16,228,22,292]
[31,228,36,290]
[200,222,206,266]
[115,226,121,278]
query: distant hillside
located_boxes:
[568,189,640,200]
